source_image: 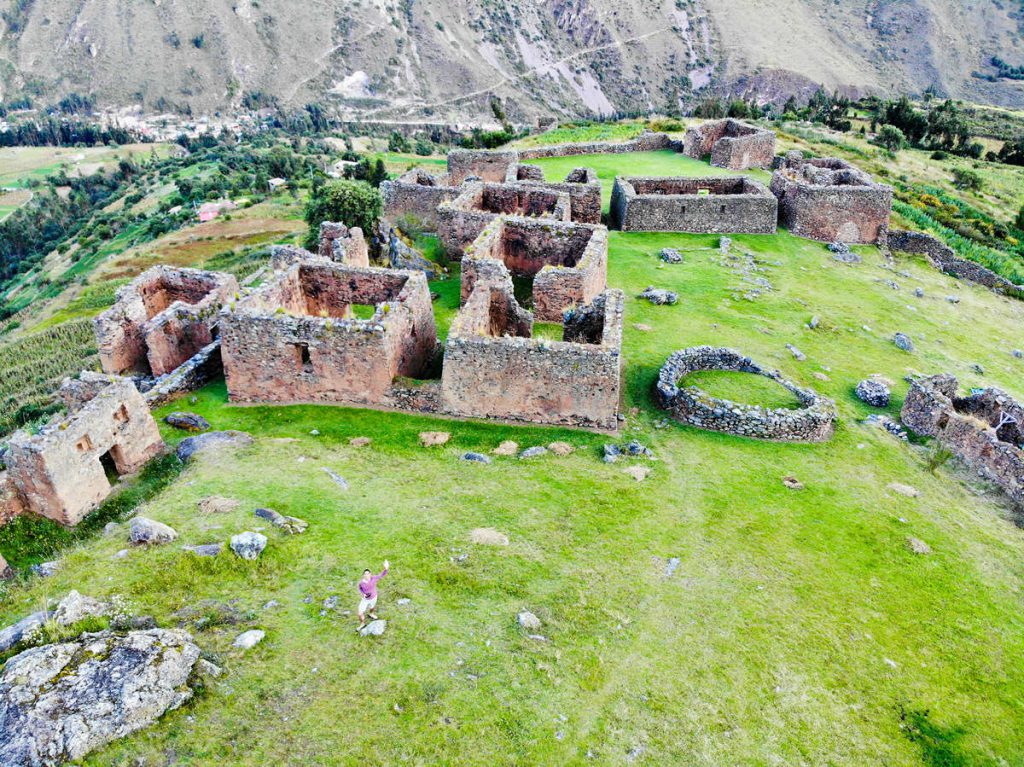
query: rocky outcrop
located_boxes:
[0,629,202,767]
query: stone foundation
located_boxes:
[610,176,777,233]
[887,229,1024,297]
[771,153,892,244]
[4,373,165,526]
[94,266,238,377]
[516,167,602,225]
[221,261,438,406]
[461,216,609,322]
[381,168,458,231]
[902,374,1024,508]
[654,347,837,442]
[682,119,776,170]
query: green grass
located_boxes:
[683,370,804,409]
[512,121,649,148]
[3,152,1024,766]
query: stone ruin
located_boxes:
[381,167,458,230]
[447,148,521,185]
[902,374,1024,508]
[887,229,1024,298]
[220,260,438,407]
[94,266,238,377]
[318,221,369,267]
[461,216,608,322]
[654,347,837,442]
[1,372,165,526]
[438,182,571,259]
[610,176,778,234]
[771,152,893,244]
[682,119,777,170]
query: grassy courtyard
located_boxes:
[2,147,1024,765]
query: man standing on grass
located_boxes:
[357,560,389,631]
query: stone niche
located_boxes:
[441,281,624,430]
[460,216,609,323]
[3,372,165,526]
[770,152,893,244]
[610,176,778,234]
[682,119,777,170]
[902,374,1024,508]
[381,168,458,231]
[95,266,238,377]
[447,148,520,185]
[220,262,438,406]
[438,182,571,259]
[654,347,837,442]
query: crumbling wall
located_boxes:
[610,176,777,233]
[381,168,458,231]
[518,131,678,159]
[654,347,837,442]
[4,373,165,526]
[319,222,369,267]
[448,148,520,184]
[771,153,892,244]
[517,167,602,224]
[94,266,238,377]
[221,263,438,405]
[682,119,776,170]
[887,229,1023,297]
[441,285,623,430]
[461,217,608,322]
[902,374,1024,508]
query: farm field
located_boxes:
[2,140,1024,765]
[0,143,176,188]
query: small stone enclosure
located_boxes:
[610,176,777,234]
[95,266,238,377]
[682,119,777,170]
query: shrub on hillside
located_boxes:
[303,179,382,249]
[875,125,907,152]
[951,167,983,191]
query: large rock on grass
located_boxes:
[129,517,177,546]
[0,629,201,767]
[163,412,210,433]
[230,531,267,560]
[176,431,253,463]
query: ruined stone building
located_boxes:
[220,261,438,406]
[771,152,893,244]
[1,373,165,526]
[902,374,1024,509]
[461,217,608,322]
[381,168,458,230]
[318,221,368,267]
[610,176,778,233]
[94,266,238,377]
[682,119,776,170]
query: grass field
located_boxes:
[0,143,176,188]
[2,144,1024,766]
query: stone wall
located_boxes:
[448,148,520,184]
[221,262,438,406]
[682,119,776,170]
[441,284,623,430]
[380,168,458,231]
[654,347,837,442]
[610,176,777,234]
[887,229,1024,297]
[318,222,369,267]
[437,182,571,259]
[771,153,892,244]
[4,373,165,525]
[517,131,678,160]
[902,374,1024,508]
[94,266,238,377]
[516,167,602,225]
[461,217,609,322]
[143,341,223,409]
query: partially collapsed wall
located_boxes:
[902,374,1024,508]
[381,168,458,230]
[682,119,776,170]
[887,229,1023,297]
[610,176,778,233]
[448,148,520,185]
[94,266,238,377]
[318,222,369,267]
[3,373,165,526]
[771,152,892,244]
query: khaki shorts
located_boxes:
[358,595,377,614]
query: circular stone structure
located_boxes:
[654,346,837,442]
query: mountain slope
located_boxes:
[0,0,1022,119]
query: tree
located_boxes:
[303,179,382,249]
[951,167,983,191]
[388,131,410,153]
[876,125,907,152]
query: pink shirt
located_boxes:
[359,568,387,599]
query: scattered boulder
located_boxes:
[659,247,684,264]
[946,295,961,304]
[129,517,178,546]
[782,476,804,490]
[197,495,240,515]
[31,561,59,578]
[183,543,223,558]
[254,507,308,534]
[163,412,210,433]
[828,241,860,263]
[914,287,925,298]
[349,437,372,447]
[856,379,891,408]
[517,611,542,631]
[53,590,110,626]
[321,467,349,490]
[1013,349,1023,359]
[359,619,387,637]
[639,286,678,305]
[786,344,806,361]
[808,315,820,330]
[665,557,681,577]
[230,531,267,560]
[548,442,575,457]
[470,528,509,546]
[893,333,915,353]
[0,629,201,767]
[603,441,654,463]
[385,227,442,279]
[176,430,253,462]
[232,629,265,649]
[813,372,830,382]
[460,452,492,464]
[420,431,450,447]
[888,482,920,498]
[623,466,651,482]
[492,440,519,456]
[0,610,49,653]
[519,446,548,459]
[907,537,932,555]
